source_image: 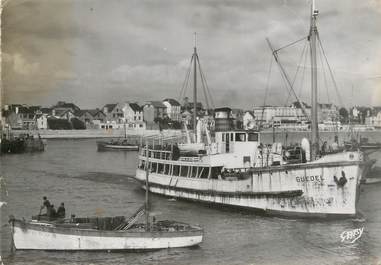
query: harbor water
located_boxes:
[1,132,381,265]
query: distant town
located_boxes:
[2,97,381,132]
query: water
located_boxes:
[1,134,381,265]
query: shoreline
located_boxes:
[8,129,182,139]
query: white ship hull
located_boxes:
[12,221,203,250]
[135,152,367,218]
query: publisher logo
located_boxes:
[340,227,364,243]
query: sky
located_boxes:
[2,0,381,109]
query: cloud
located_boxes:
[3,53,40,75]
[2,0,381,108]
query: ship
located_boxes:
[134,2,372,218]
[9,156,203,251]
[96,139,139,151]
[97,124,140,151]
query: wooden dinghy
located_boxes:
[9,151,203,251]
[9,213,203,251]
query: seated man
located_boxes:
[40,196,51,216]
[57,203,66,218]
[50,204,57,218]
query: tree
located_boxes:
[339,107,349,123]
[70,118,86,129]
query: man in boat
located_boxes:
[50,204,57,218]
[57,202,66,218]
[40,196,51,217]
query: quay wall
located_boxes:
[9,129,182,139]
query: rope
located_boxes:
[178,55,194,102]
[317,37,330,104]
[317,33,344,107]
[284,40,308,106]
[197,55,215,109]
[260,55,273,129]
[274,36,308,53]
[196,55,211,110]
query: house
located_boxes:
[243,111,255,129]
[51,101,79,121]
[163,98,181,121]
[36,114,48,129]
[52,109,75,120]
[143,101,167,123]
[3,104,38,129]
[365,107,381,128]
[318,103,339,123]
[122,103,145,129]
[253,104,308,127]
[102,103,124,123]
[75,109,106,128]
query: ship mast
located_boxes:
[193,32,198,136]
[145,143,150,231]
[309,0,319,160]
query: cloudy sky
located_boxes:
[2,0,381,109]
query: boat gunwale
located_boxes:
[12,220,203,238]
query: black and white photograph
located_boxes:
[1,0,381,264]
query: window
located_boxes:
[180,166,188,177]
[200,167,210,179]
[230,133,234,141]
[248,133,258,141]
[158,163,164,174]
[235,133,246,142]
[173,165,180,176]
[222,133,225,142]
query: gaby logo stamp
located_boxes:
[340,227,364,243]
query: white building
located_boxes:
[252,106,307,126]
[122,102,145,129]
[365,110,381,128]
[163,98,181,121]
[36,114,48,129]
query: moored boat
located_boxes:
[97,139,139,151]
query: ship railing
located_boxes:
[140,148,173,160]
[179,156,201,162]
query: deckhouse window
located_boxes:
[180,166,188,177]
[235,133,246,142]
[173,165,180,176]
[248,133,258,141]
